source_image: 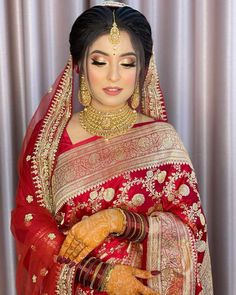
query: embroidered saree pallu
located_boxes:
[53,122,211,294]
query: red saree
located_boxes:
[12,119,213,294]
[11,46,213,294]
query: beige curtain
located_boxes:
[1,0,235,294]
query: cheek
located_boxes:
[123,71,137,90]
[87,69,101,84]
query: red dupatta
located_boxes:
[11,57,73,294]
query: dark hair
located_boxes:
[69,5,153,85]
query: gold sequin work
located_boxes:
[26,195,34,203]
[48,233,56,240]
[24,213,33,222]
[32,275,37,283]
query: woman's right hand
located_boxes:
[105,264,160,295]
[59,209,125,263]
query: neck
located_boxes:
[91,101,126,112]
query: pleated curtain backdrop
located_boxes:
[0,0,236,294]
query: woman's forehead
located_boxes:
[88,31,135,56]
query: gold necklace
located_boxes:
[79,104,137,139]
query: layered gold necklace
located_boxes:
[79,104,137,139]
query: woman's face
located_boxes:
[85,31,138,111]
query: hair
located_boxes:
[69,5,153,86]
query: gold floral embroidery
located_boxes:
[32,274,37,283]
[56,264,76,295]
[196,240,206,253]
[52,123,191,213]
[178,184,190,196]
[24,213,33,222]
[26,155,31,161]
[142,55,167,120]
[132,194,145,206]
[31,245,36,251]
[48,233,56,240]
[40,268,49,276]
[31,57,72,213]
[103,188,115,202]
[200,213,205,226]
[26,195,33,203]
[89,191,98,200]
[147,213,197,294]
[157,171,166,183]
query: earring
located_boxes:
[131,84,140,109]
[79,74,91,107]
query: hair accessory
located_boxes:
[101,1,127,8]
[109,10,120,54]
[79,74,92,107]
[131,83,140,109]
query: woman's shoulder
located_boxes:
[137,113,174,130]
[137,113,155,124]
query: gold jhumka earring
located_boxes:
[79,74,92,107]
[131,84,140,110]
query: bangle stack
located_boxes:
[57,255,114,291]
[116,209,149,243]
[76,256,114,291]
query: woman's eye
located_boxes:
[121,62,136,68]
[91,59,106,66]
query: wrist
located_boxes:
[75,256,113,291]
[106,208,126,234]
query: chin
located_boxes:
[94,99,128,110]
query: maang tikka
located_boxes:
[109,10,120,54]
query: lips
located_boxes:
[103,87,123,96]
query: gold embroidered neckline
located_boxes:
[79,104,137,139]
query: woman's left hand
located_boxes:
[59,208,125,263]
[105,264,160,295]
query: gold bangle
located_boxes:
[100,265,114,291]
[78,256,95,283]
[90,262,103,289]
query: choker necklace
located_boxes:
[79,104,137,139]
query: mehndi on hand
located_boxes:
[59,208,125,263]
[105,264,160,295]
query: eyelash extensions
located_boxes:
[91,58,136,68]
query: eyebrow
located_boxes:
[90,50,137,58]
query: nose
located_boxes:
[107,63,121,82]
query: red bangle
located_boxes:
[116,209,149,243]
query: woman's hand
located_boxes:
[59,209,124,262]
[105,264,160,295]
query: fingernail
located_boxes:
[151,270,160,276]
